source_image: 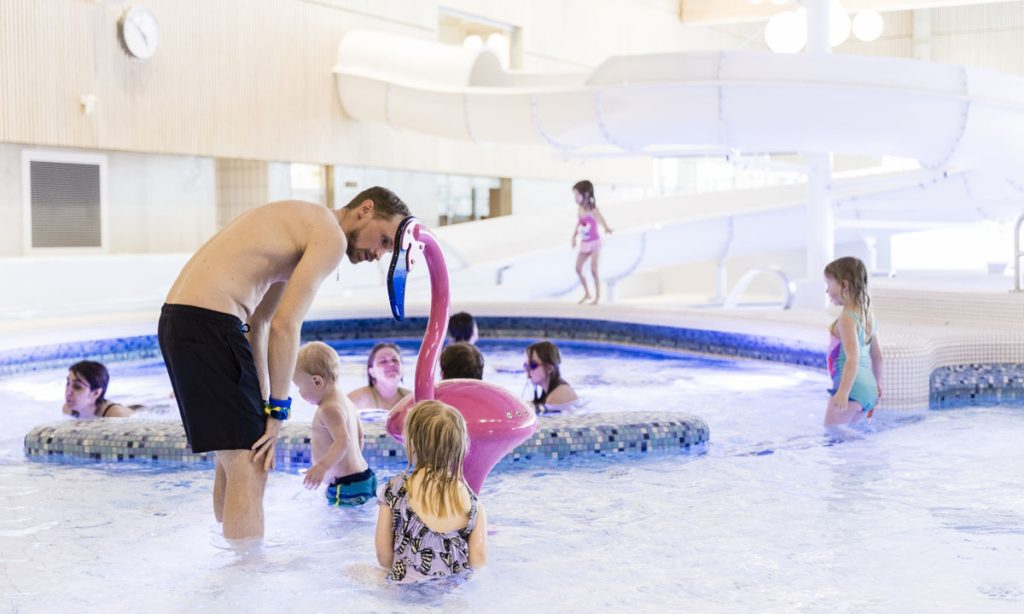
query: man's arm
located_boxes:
[266,236,343,400]
[252,227,345,469]
[247,282,286,400]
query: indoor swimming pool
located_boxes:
[2,341,1023,611]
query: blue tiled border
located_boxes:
[931,364,1024,408]
[0,316,824,377]
[302,316,826,368]
[0,335,161,377]
[4,316,1021,410]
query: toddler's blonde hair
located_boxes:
[296,341,340,382]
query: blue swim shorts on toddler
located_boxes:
[326,468,377,506]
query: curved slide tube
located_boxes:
[335,30,1024,181]
[335,30,1024,230]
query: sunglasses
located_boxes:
[523,361,541,371]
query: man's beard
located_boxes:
[345,227,360,262]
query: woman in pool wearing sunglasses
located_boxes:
[524,341,578,413]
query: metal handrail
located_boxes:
[723,267,795,310]
[1015,211,1024,292]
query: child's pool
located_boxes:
[2,340,1023,612]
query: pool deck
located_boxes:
[2,281,1024,411]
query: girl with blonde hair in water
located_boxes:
[375,400,487,583]
[824,256,884,427]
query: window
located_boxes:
[436,174,500,225]
[290,163,327,205]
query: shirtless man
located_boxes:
[158,187,410,539]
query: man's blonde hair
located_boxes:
[403,400,469,517]
[296,341,340,382]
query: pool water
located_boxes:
[2,340,1023,612]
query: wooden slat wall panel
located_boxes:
[680,0,1020,24]
[827,5,1024,76]
[0,1,449,162]
[18,2,1024,179]
[0,0,649,183]
[931,1,1024,74]
[837,11,914,58]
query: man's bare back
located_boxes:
[166,201,343,322]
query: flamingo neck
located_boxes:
[413,228,450,402]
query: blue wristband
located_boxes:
[264,396,292,421]
[268,396,292,409]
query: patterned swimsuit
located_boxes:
[578,214,599,242]
[379,473,479,584]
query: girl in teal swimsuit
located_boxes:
[824,257,884,427]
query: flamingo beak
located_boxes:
[387,216,418,321]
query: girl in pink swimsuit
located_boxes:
[570,180,614,304]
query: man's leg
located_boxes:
[216,449,269,539]
[213,455,227,523]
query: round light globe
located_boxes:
[462,34,483,51]
[829,0,851,47]
[765,10,806,54]
[852,10,884,42]
[485,32,508,49]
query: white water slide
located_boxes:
[334,31,1024,297]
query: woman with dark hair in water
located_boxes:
[570,180,613,305]
[524,340,578,411]
[62,361,134,418]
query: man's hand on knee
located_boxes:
[251,418,282,472]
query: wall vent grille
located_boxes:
[30,161,102,248]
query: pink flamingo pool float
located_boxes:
[384,217,537,493]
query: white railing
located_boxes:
[724,267,796,310]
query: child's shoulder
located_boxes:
[313,398,348,421]
[382,473,409,500]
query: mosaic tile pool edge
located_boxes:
[24,412,710,471]
[930,363,1024,408]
